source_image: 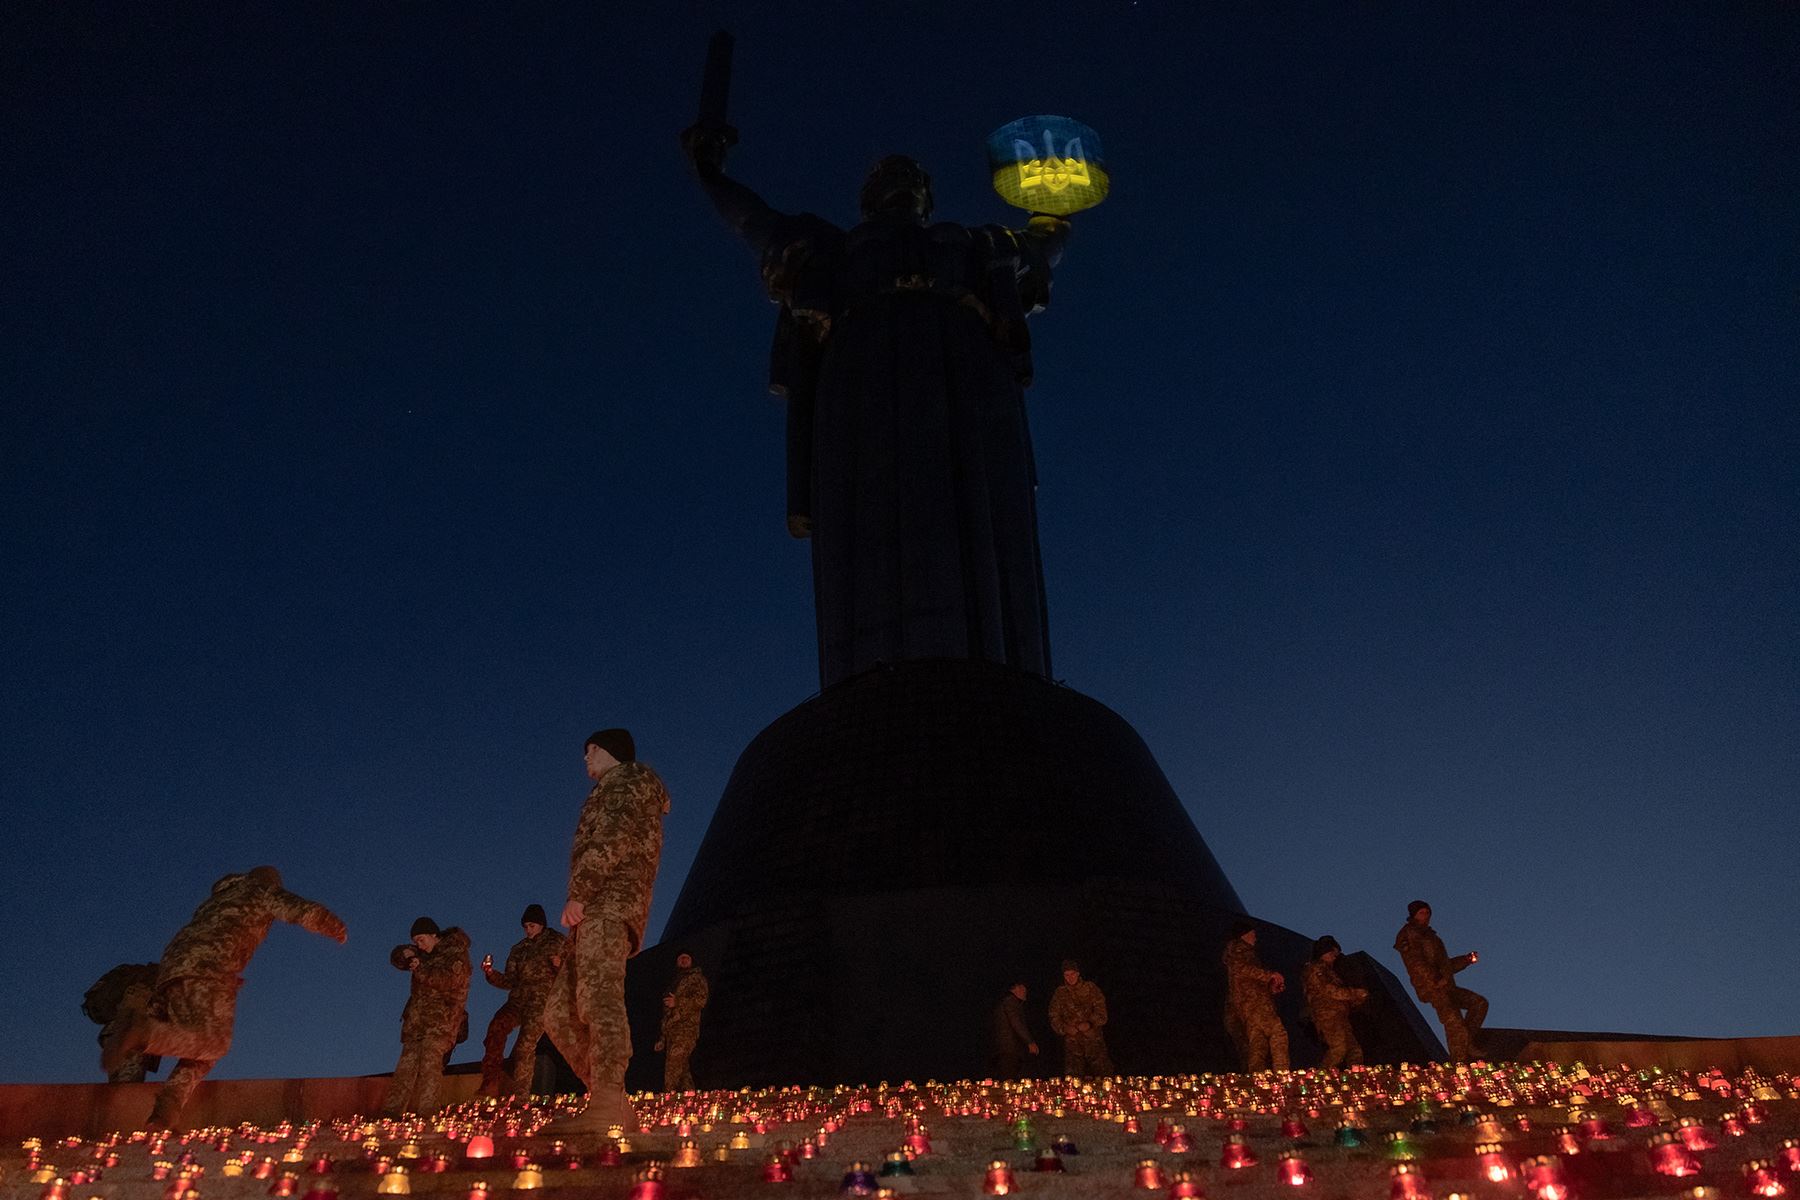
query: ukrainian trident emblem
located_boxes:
[986,115,1110,215]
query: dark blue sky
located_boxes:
[3,2,1795,1082]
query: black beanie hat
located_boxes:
[1311,935,1341,960]
[389,944,418,970]
[522,903,548,927]
[1229,918,1257,940]
[584,727,636,763]
[1407,900,1431,918]
[410,916,440,938]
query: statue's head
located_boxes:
[860,155,933,221]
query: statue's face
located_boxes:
[860,157,933,221]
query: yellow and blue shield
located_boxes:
[986,115,1109,215]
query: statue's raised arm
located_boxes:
[680,125,785,257]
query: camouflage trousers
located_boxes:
[1315,1010,1363,1069]
[1061,1031,1114,1077]
[1223,1005,1248,1069]
[1240,1005,1290,1072]
[542,918,633,1093]
[663,1035,697,1092]
[385,1031,456,1117]
[480,996,549,1098]
[1427,986,1488,1062]
[143,975,242,1128]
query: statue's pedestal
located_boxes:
[625,659,1439,1087]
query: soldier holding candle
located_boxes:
[1394,900,1487,1062]
[1047,960,1114,1076]
[1302,935,1369,1068]
[1223,920,1290,1071]
[383,916,471,1117]
[476,903,567,1098]
[543,727,671,1132]
[103,865,347,1129]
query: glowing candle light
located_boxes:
[1776,1140,1800,1172]
[1650,1132,1703,1177]
[1220,1134,1257,1169]
[375,1167,409,1195]
[1744,1162,1787,1199]
[1281,1116,1308,1139]
[982,1160,1015,1196]
[1033,1148,1064,1173]
[1522,1156,1570,1200]
[266,1174,297,1198]
[1476,1143,1514,1183]
[1389,1162,1431,1200]
[1135,1159,1168,1189]
[1679,1118,1719,1151]
[625,1166,664,1200]
[761,1154,792,1183]
[1166,1170,1204,1198]
[1279,1150,1313,1186]
[1165,1125,1193,1153]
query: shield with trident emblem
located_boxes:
[987,115,1110,215]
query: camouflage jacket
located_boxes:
[1222,938,1280,1019]
[484,928,567,1004]
[1048,979,1107,1037]
[660,966,709,1041]
[1393,922,1470,1000]
[568,761,670,954]
[403,928,471,1042]
[156,872,345,987]
[1302,959,1364,1020]
[83,963,160,1025]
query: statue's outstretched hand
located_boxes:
[681,124,735,178]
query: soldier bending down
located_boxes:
[105,866,346,1129]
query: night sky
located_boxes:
[3,2,1796,1083]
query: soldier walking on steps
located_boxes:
[653,952,708,1092]
[103,866,347,1129]
[1047,959,1114,1077]
[1394,899,1487,1062]
[542,727,671,1134]
[477,903,567,1098]
[1223,919,1290,1072]
[1302,935,1369,1068]
[384,917,471,1117]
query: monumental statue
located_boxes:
[623,34,1443,1086]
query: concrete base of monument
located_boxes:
[626,657,1445,1087]
[624,880,1444,1090]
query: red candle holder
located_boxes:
[1744,1161,1787,1199]
[1279,1151,1313,1186]
[1776,1140,1800,1172]
[1136,1159,1169,1190]
[462,1136,494,1160]
[1477,1143,1515,1183]
[1167,1170,1204,1198]
[596,1144,623,1168]
[268,1173,298,1197]
[1166,1126,1193,1154]
[1679,1118,1719,1151]
[1281,1117,1308,1139]
[626,1166,664,1200]
[983,1159,1015,1195]
[1389,1162,1431,1200]
[1522,1155,1570,1200]
[1221,1134,1257,1169]
[1034,1149,1064,1173]
[1650,1132,1703,1177]
[760,1154,791,1183]
[1721,1114,1749,1138]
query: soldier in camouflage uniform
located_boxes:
[83,963,162,1083]
[1394,899,1486,1062]
[1302,935,1369,1069]
[653,952,708,1092]
[384,917,472,1117]
[1223,920,1290,1071]
[105,866,347,1129]
[1047,959,1114,1077]
[477,903,568,1098]
[543,728,670,1133]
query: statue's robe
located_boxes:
[748,209,1065,689]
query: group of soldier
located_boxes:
[84,728,687,1133]
[79,723,1492,1132]
[989,901,1489,1077]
